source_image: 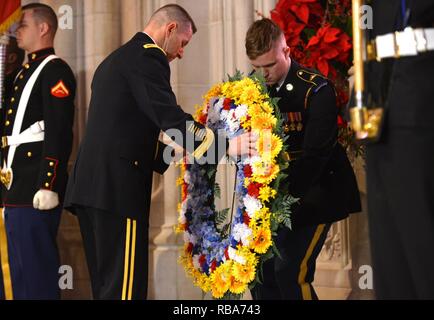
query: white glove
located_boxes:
[33,190,59,211]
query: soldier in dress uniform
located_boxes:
[363,0,434,299]
[0,3,76,299]
[245,18,361,300]
[63,4,257,300]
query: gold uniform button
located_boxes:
[8,109,13,115]
[14,86,18,91]
[32,53,37,60]
[27,152,32,157]
[49,162,54,167]
[5,121,10,126]
[24,64,30,69]
[19,75,24,79]
[11,97,15,103]
[45,183,50,188]
[47,172,53,177]
[134,161,139,166]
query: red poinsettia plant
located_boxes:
[270,0,362,158]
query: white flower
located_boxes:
[235,104,248,119]
[207,99,221,124]
[184,171,191,184]
[215,98,224,112]
[243,156,261,166]
[220,109,229,121]
[180,199,188,215]
[232,223,252,246]
[184,231,197,245]
[228,247,246,265]
[227,118,240,133]
[243,195,262,218]
[192,254,201,269]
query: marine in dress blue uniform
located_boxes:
[0,4,76,300]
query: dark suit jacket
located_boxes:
[64,33,226,220]
[273,61,361,228]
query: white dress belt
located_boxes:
[374,27,434,60]
[2,121,45,148]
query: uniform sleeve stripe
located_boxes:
[192,128,214,160]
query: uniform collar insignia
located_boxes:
[27,47,55,63]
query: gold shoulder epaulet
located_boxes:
[296,69,328,109]
[143,44,167,56]
[296,69,326,86]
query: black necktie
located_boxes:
[268,84,278,97]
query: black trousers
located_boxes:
[251,223,331,300]
[367,128,434,299]
[76,207,149,300]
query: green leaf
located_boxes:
[214,183,221,199]
[227,70,244,82]
[215,208,230,226]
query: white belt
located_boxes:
[370,27,434,61]
[2,121,45,148]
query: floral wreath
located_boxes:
[177,73,297,299]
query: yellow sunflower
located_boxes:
[252,227,272,254]
[195,273,211,292]
[251,113,277,132]
[258,132,283,159]
[229,276,248,294]
[259,185,277,202]
[252,161,280,185]
[210,264,231,297]
[204,83,223,103]
[232,262,256,284]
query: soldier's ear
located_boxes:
[39,21,51,38]
[166,22,178,36]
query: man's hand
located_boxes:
[227,132,258,158]
[33,190,59,211]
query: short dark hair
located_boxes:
[22,3,58,37]
[245,18,284,60]
[153,4,197,34]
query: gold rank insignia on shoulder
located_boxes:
[296,69,325,85]
[143,44,167,56]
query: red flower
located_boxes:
[224,247,230,260]
[187,242,194,254]
[244,164,253,178]
[211,260,217,272]
[223,98,232,111]
[274,0,322,25]
[243,212,251,225]
[305,24,352,77]
[337,114,346,128]
[247,182,262,198]
[199,254,206,267]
